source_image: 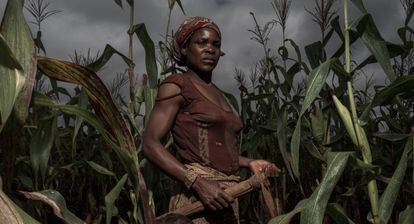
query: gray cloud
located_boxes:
[0,0,408,97]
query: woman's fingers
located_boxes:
[215,195,229,208]
[209,199,222,210]
[193,178,234,210]
[221,191,234,204]
[210,191,232,210]
[264,164,281,177]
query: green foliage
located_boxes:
[1,0,414,223]
[87,44,134,72]
[0,189,40,223]
[269,152,352,223]
[105,174,128,224]
[0,34,25,132]
[378,137,413,224]
[236,0,414,223]
[129,23,158,88]
[20,190,85,224]
[30,116,57,189]
[0,0,37,127]
[291,59,338,177]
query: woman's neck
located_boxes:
[187,68,212,84]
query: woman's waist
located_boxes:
[177,151,239,176]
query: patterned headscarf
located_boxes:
[171,16,224,66]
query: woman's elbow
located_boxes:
[142,134,159,160]
[142,134,152,157]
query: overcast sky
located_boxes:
[0,0,407,98]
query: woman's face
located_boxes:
[181,28,222,75]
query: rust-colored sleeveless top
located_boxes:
[159,74,243,175]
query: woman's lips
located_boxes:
[202,58,216,63]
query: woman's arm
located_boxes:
[142,83,188,183]
[238,156,253,168]
[239,156,281,176]
[142,82,233,210]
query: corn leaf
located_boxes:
[326,203,356,224]
[291,59,335,177]
[277,108,295,179]
[72,89,88,157]
[301,59,336,120]
[105,174,128,224]
[174,0,186,15]
[405,6,414,26]
[355,14,396,81]
[332,95,358,145]
[126,0,134,6]
[372,133,410,142]
[129,24,158,88]
[361,75,414,121]
[398,205,414,224]
[352,43,406,74]
[37,58,135,154]
[0,189,40,224]
[34,31,46,54]
[331,29,359,59]
[286,62,301,87]
[350,0,368,14]
[304,41,323,69]
[310,108,326,143]
[32,91,116,146]
[37,57,155,224]
[113,0,123,8]
[301,152,352,224]
[303,140,324,161]
[87,44,134,72]
[269,199,309,224]
[144,86,157,125]
[0,34,25,133]
[20,190,85,224]
[286,39,302,62]
[270,152,351,224]
[30,116,57,186]
[86,161,116,177]
[0,0,36,126]
[378,137,413,224]
[332,95,373,162]
[112,0,133,8]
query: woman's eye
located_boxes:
[196,40,207,45]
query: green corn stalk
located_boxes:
[127,1,137,116]
[343,0,379,223]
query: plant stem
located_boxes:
[344,0,379,223]
[128,1,136,115]
[164,8,172,51]
[160,6,173,79]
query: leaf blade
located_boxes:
[20,190,85,224]
[0,0,37,126]
[378,137,413,224]
[291,59,334,177]
[301,152,352,224]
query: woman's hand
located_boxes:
[191,177,234,211]
[248,160,281,177]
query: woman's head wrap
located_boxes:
[171,16,224,66]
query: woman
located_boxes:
[143,16,280,223]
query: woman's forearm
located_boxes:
[238,156,253,168]
[142,139,187,183]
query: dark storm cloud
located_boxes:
[0,0,408,96]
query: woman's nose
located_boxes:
[205,44,216,54]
